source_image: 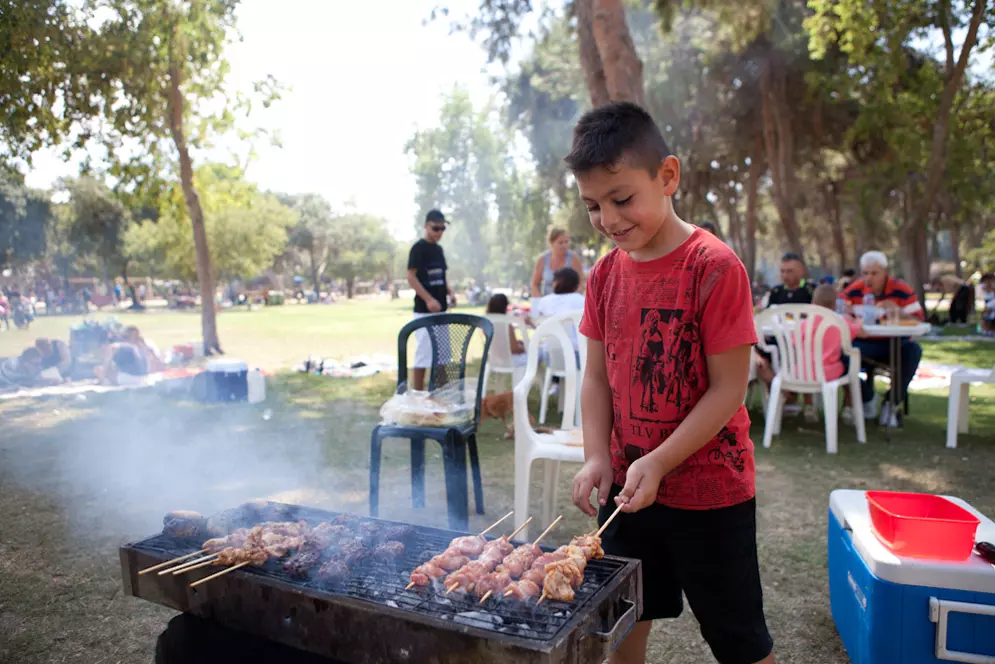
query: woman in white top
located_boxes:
[530,227,585,298]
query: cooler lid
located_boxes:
[206,358,249,372]
[830,489,995,593]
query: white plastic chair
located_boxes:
[512,315,585,540]
[946,365,995,449]
[755,305,866,454]
[481,314,530,395]
[534,310,585,428]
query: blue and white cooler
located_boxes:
[829,489,995,664]
[204,358,249,402]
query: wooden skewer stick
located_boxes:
[507,516,534,541]
[595,502,626,538]
[160,554,217,575]
[445,582,459,594]
[405,582,417,591]
[478,510,515,537]
[189,561,250,588]
[171,556,220,575]
[140,550,206,575]
[479,590,493,604]
[537,593,546,605]
[532,515,563,547]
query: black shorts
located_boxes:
[598,486,773,664]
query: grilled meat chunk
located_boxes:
[162,511,207,539]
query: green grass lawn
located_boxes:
[0,298,488,369]
[0,303,993,664]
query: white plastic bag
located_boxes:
[379,381,474,427]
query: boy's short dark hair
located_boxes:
[552,267,580,294]
[982,273,995,284]
[780,252,803,264]
[565,102,672,176]
[841,268,857,278]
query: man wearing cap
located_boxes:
[406,209,456,391]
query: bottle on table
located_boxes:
[862,294,877,325]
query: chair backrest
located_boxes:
[483,314,530,370]
[533,309,585,374]
[514,314,581,430]
[755,304,853,385]
[396,313,495,427]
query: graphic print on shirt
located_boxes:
[629,305,703,424]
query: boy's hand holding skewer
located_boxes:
[614,455,666,513]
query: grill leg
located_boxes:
[369,427,383,517]
[467,433,485,515]
[442,432,470,531]
[410,436,426,509]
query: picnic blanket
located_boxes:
[295,354,397,379]
[0,368,204,401]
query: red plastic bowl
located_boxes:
[866,491,980,561]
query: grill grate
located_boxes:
[130,504,627,643]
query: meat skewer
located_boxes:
[139,550,207,576]
[405,511,514,590]
[537,504,621,604]
[443,517,533,594]
[478,515,561,603]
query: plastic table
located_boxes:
[861,322,931,438]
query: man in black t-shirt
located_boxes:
[766,252,815,306]
[406,209,455,390]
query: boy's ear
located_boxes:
[660,155,680,196]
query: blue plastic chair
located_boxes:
[369,313,494,531]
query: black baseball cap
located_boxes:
[425,209,448,224]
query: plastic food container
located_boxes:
[866,491,981,560]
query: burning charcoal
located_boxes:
[453,611,504,628]
[372,541,405,563]
[162,511,206,539]
[267,503,299,521]
[381,525,415,544]
[317,560,350,584]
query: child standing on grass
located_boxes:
[569,102,774,664]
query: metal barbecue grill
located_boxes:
[121,502,642,664]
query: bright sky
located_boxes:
[25,0,502,242]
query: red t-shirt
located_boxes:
[578,229,758,510]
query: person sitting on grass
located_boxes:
[35,338,74,381]
[0,348,50,388]
[95,326,165,386]
[568,102,774,664]
[486,293,528,367]
[754,284,866,423]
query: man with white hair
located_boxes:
[844,251,924,427]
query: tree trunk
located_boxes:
[950,218,962,278]
[824,182,848,271]
[167,58,221,354]
[744,139,761,283]
[308,248,322,299]
[591,0,645,105]
[760,51,804,261]
[346,276,355,299]
[576,0,610,107]
[902,0,986,301]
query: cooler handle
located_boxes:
[593,599,637,653]
[929,597,995,663]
